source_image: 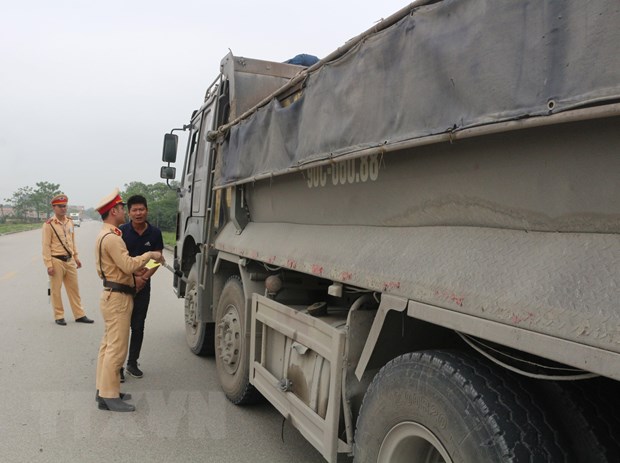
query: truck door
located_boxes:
[191,107,214,217]
[178,114,202,233]
[178,102,216,244]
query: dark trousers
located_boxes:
[127,286,150,366]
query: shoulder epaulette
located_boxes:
[113,227,122,236]
[46,218,53,224]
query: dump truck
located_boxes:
[160,1,620,461]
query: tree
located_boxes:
[122,181,149,200]
[32,181,61,219]
[5,186,35,220]
[4,180,178,226]
[5,181,62,221]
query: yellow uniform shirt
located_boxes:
[95,224,152,287]
[42,216,78,268]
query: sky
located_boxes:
[0,0,411,209]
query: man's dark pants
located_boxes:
[128,286,150,366]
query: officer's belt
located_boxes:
[103,281,136,295]
[52,255,72,262]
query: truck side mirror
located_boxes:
[160,166,176,180]
[162,133,178,163]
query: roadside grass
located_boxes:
[1,222,177,249]
[162,231,175,248]
[0,222,43,235]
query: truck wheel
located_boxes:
[539,379,620,462]
[215,275,261,405]
[184,263,214,356]
[353,350,567,463]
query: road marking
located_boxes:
[0,271,17,281]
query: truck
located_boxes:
[160,1,620,461]
[69,212,81,227]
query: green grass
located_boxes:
[0,222,43,235]
[162,230,176,248]
[0,222,178,249]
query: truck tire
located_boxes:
[214,275,261,405]
[538,379,620,462]
[353,350,568,463]
[184,263,214,356]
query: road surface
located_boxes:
[0,221,328,462]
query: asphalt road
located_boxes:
[0,221,326,463]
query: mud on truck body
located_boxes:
[160,1,620,461]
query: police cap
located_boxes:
[51,194,68,206]
[96,188,125,215]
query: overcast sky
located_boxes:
[0,0,410,209]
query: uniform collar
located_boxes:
[103,223,123,236]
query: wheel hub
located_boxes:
[217,304,241,374]
[184,285,198,333]
[378,421,452,463]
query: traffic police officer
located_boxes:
[94,188,163,412]
[42,194,94,325]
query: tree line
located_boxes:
[2,181,61,222]
[2,180,179,232]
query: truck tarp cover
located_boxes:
[217,0,620,186]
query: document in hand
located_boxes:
[145,259,161,270]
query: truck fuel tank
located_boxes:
[249,294,349,460]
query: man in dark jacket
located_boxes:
[119,194,164,379]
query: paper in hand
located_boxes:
[145,259,161,270]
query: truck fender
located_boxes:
[354,294,408,381]
[214,250,239,272]
[214,251,264,335]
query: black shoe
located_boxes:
[120,367,125,383]
[98,397,135,412]
[55,318,67,326]
[75,316,94,323]
[126,363,143,378]
[95,390,132,403]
